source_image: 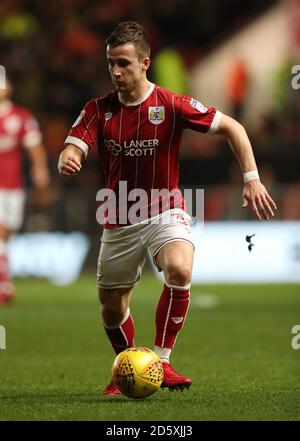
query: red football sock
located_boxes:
[155,283,190,355]
[0,244,14,298]
[104,309,135,355]
[0,253,9,282]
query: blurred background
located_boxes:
[1,0,300,283]
[1,0,300,423]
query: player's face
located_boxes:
[106,43,149,94]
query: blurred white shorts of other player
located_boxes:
[0,189,26,231]
[97,208,195,289]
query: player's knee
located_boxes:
[101,303,125,328]
[165,264,192,286]
[99,288,130,327]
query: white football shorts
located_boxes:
[0,189,26,231]
[97,209,195,289]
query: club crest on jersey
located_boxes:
[148,106,165,125]
[104,112,112,121]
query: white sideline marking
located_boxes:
[191,293,219,309]
[0,325,6,349]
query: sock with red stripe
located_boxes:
[154,283,190,362]
[103,308,135,355]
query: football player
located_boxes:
[58,21,276,395]
[0,76,49,304]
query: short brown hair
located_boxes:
[105,21,150,60]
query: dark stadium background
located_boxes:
[0,0,299,422]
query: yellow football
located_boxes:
[112,347,164,399]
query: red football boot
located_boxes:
[102,380,122,397]
[161,362,192,390]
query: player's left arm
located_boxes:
[22,111,50,189]
[216,113,277,220]
[26,143,50,189]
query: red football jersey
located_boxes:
[65,83,222,227]
[0,100,42,189]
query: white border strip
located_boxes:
[207,110,222,135]
[165,282,191,290]
[65,136,89,158]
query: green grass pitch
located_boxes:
[0,274,299,421]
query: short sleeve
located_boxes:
[65,99,99,158]
[22,113,42,148]
[176,95,222,135]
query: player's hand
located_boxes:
[58,155,82,177]
[242,179,277,220]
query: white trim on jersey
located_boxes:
[64,135,89,158]
[118,82,155,106]
[207,110,223,135]
[23,131,42,148]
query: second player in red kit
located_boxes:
[0,77,49,304]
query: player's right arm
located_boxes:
[58,99,99,177]
[58,144,84,177]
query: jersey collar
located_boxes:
[118,82,155,106]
